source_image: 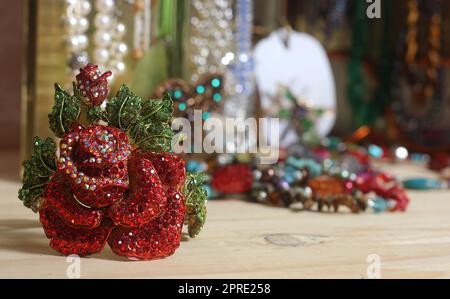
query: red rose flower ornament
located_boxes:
[19,65,207,260]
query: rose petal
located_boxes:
[74,185,127,209]
[108,188,185,260]
[44,176,104,228]
[39,203,113,256]
[143,152,186,192]
[108,153,166,227]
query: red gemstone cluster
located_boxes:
[75,63,112,106]
[211,164,253,194]
[40,123,186,259]
[355,172,409,211]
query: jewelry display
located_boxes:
[391,0,449,149]
[154,74,224,121]
[251,140,410,213]
[268,87,336,147]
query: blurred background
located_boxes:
[1,0,450,177]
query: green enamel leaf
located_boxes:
[48,83,81,138]
[183,172,208,238]
[18,137,57,212]
[105,85,142,130]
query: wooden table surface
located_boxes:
[0,152,449,278]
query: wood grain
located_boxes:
[0,152,449,278]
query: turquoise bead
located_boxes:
[196,85,206,94]
[202,112,210,120]
[178,103,187,111]
[410,153,427,162]
[173,89,182,99]
[211,78,221,88]
[286,157,322,178]
[370,197,388,213]
[402,178,443,190]
[186,160,202,173]
[368,144,383,158]
[325,137,343,151]
[204,184,215,198]
[283,166,297,183]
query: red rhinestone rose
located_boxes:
[40,124,187,259]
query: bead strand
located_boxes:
[93,0,128,82]
[64,0,91,73]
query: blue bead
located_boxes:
[211,78,221,88]
[202,112,210,120]
[368,144,383,158]
[173,89,182,99]
[186,160,202,172]
[410,153,428,162]
[196,85,206,94]
[402,178,443,190]
[286,157,322,178]
[283,166,297,183]
[207,184,218,198]
[213,93,222,102]
[370,197,388,213]
[178,102,187,111]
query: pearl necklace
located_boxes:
[64,0,91,73]
[93,0,128,82]
[64,0,127,81]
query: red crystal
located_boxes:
[355,172,409,212]
[75,63,112,106]
[57,124,130,208]
[211,164,253,193]
[108,188,186,260]
[143,152,186,192]
[108,151,167,227]
[40,203,113,256]
[428,152,449,171]
[39,122,188,259]
[44,175,104,229]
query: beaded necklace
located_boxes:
[391,0,449,149]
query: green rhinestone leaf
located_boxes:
[105,85,142,130]
[183,172,208,238]
[87,106,104,123]
[140,93,174,124]
[18,137,57,212]
[48,83,81,138]
[129,121,174,153]
[127,93,174,153]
